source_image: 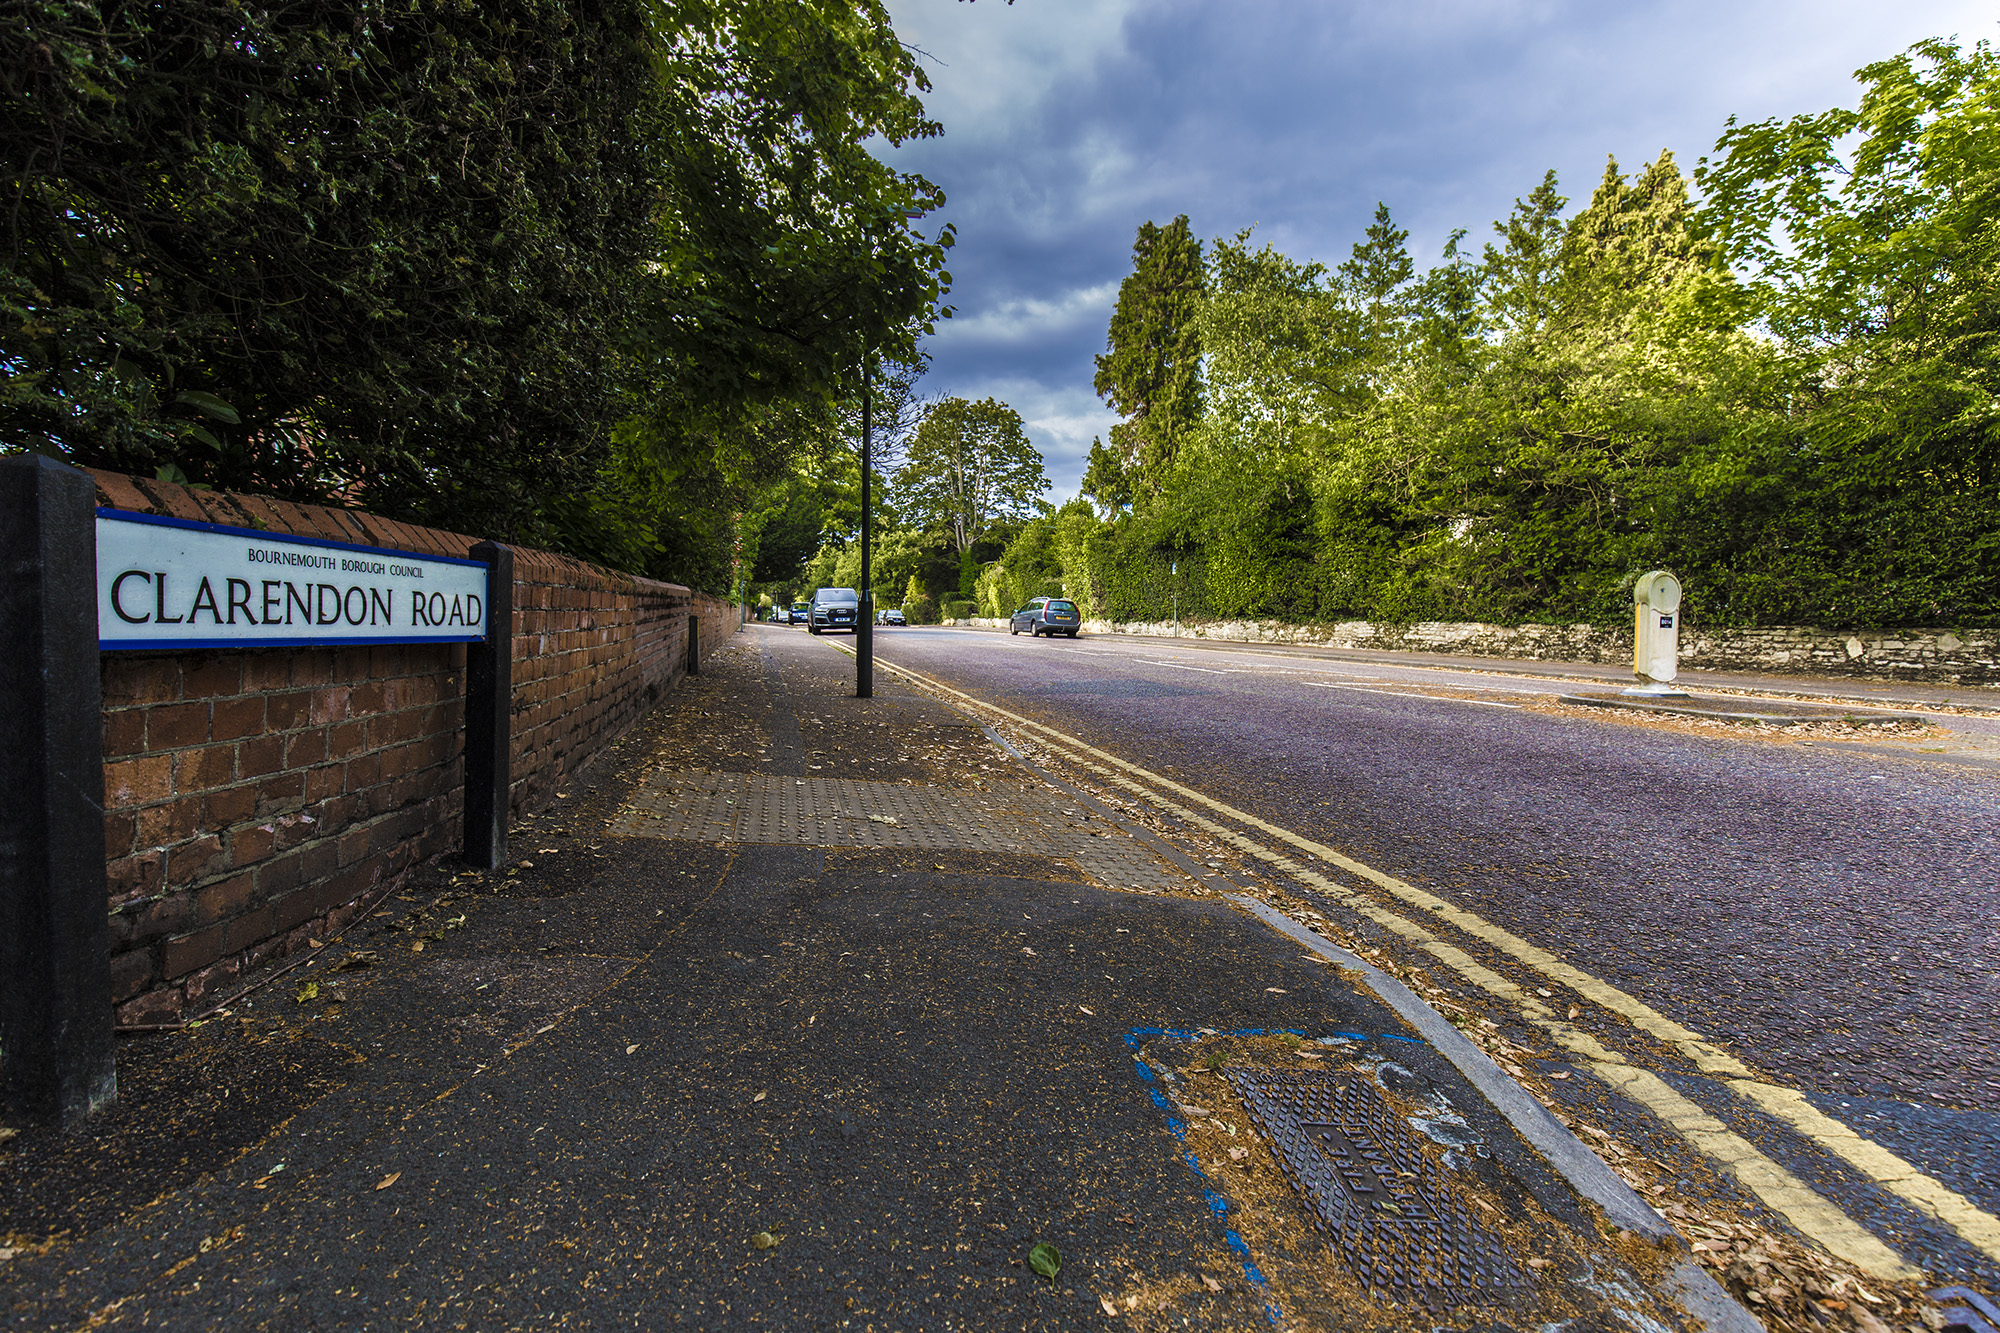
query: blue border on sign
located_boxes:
[100,634,483,651]
[95,507,490,568]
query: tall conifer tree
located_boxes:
[1093,216,1205,497]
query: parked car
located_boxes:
[809,587,860,634]
[1010,597,1081,638]
[768,605,790,624]
[791,602,811,625]
[883,608,907,626]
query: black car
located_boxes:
[791,602,811,626]
[1010,596,1081,638]
[809,587,860,634]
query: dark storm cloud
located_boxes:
[880,0,1996,498]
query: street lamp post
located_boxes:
[857,360,874,698]
[856,207,927,700]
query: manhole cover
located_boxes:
[1225,1069,1526,1309]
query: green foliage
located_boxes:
[2,0,952,590]
[1002,39,2000,631]
[1080,436,1132,517]
[3,0,665,539]
[900,573,938,624]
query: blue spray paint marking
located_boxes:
[1221,1233,1282,1323]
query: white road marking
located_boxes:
[1302,682,1524,708]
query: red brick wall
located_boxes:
[90,471,734,1025]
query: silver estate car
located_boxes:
[1010,597,1081,638]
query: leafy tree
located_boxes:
[2,0,953,581]
[895,396,1048,592]
[1696,36,2000,490]
[2,0,666,538]
[1094,215,1204,495]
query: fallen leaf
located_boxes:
[1227,1147,1249,1162]
[1567,1005,1580,1020]
[1021,947,1037,956]
[307,938,324,948]
[1028,1242,1061,1282]
[1264,987,1287,994]
[626,1045,639,1055]
[1100,1296,1119,1317]
[750,1231,780,1250]
[331,952,378,973]
[375,1172,400,1190]
[865,814,898,825]
[293,981,319,1004]
[411,941,425,953]
[1550,1072,1570,1080]
[753,1091,767,1103]
[1078,1006,1096,1016]
[1526,1257,1554,1270]
[1536,987,1553,997]
[1202,1274,1223,1293]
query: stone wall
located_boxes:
[962,616,2000,686]
[90,471,733,1024]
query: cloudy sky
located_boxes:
[875,0,1996,502]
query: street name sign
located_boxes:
[96,510,491,651]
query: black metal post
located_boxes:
[463,541,513,870]
[0,455,116,1124]
[686,606,700,676]
[857,359,874,698]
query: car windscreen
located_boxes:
[1049,599,1077,612]
[816,589,858,605]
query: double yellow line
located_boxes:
[868,652,1999,1280]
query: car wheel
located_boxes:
[1066,629,1078,638]
[810,626,820,635]
[1009,622,1019,635]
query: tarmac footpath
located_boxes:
[1,626,1751,1332]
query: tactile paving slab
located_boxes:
[609,771,1189,892]
[1224,1068,1527,1310]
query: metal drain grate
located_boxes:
[1224,1069,1526,1310]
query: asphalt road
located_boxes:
[858,624,2000,1286]
[2,629,1710,1333]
